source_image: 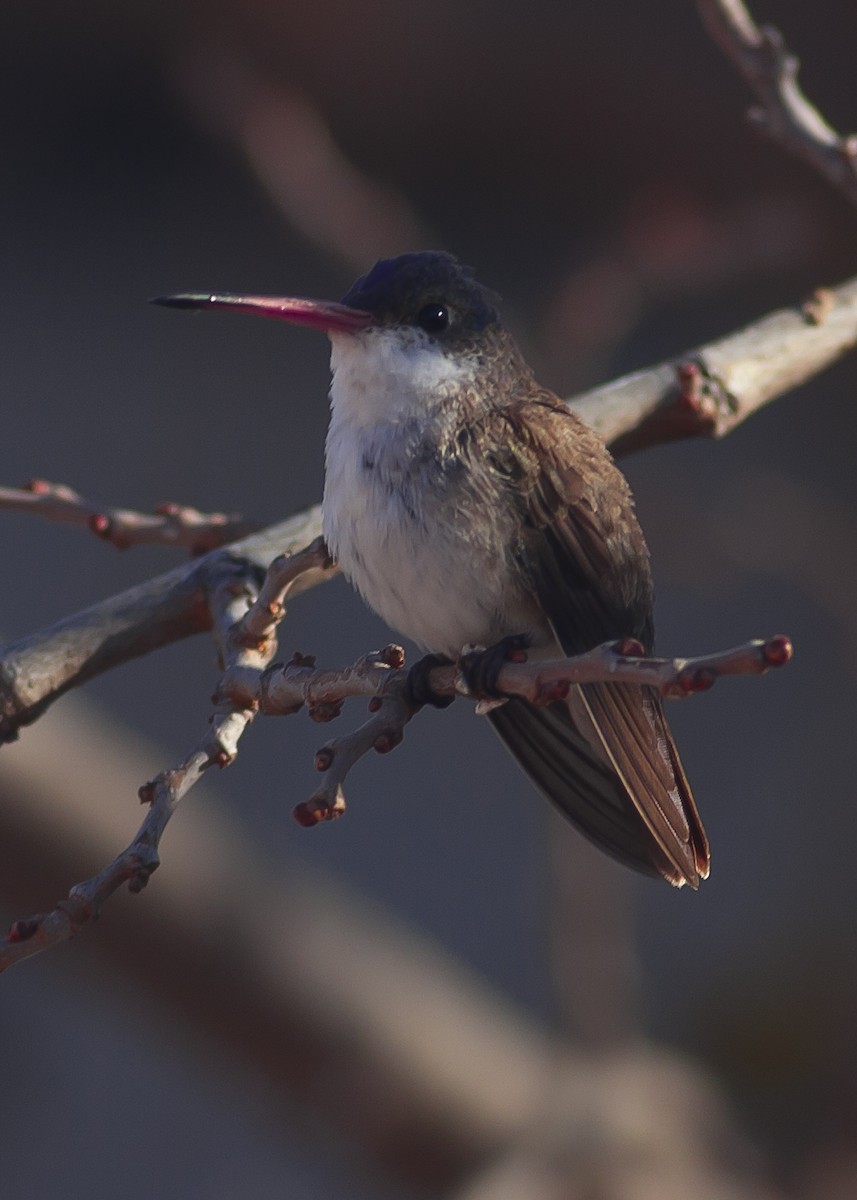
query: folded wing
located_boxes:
[484,397,710,887]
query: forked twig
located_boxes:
[260,633,794,826]
[0,538,329,971]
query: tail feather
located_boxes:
[489,683,709,887]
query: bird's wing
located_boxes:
[484,397,710,887]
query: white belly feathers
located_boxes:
[322,327,544,655]
[323,419,504,654]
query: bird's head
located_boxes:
[154,252,524,422]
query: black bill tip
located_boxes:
[150,293,213,310]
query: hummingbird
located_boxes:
[155,252,710,888]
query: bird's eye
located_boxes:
[416,304,450,334]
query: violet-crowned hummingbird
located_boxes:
[155,252,710,888]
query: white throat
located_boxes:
[328,327,472,428]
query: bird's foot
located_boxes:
[404,653,456,709]
[459,635,529,700]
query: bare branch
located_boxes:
[286,645,412,827]
[0,479,257,552]
[225,536,331,662]
[571,273,857,452]
[0,539,328,972]
[696,0,857,206]
[469,635,794,702]
[256,635,793,825]
[0,504,331,742]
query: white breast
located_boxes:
[322,329,543,655]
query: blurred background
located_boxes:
[1,1,856,1196]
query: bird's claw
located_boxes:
[459,634,529,699]
[404,653,455,709]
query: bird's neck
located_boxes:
[328,328,475,431]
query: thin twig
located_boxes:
[0,479,258,552]
[696,0,857,207]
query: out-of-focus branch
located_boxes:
[0,694,551,1187]
[696,0,857,207]
[0,479,258,552]
[177,43,431,271]
[451,1045,785,1200]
